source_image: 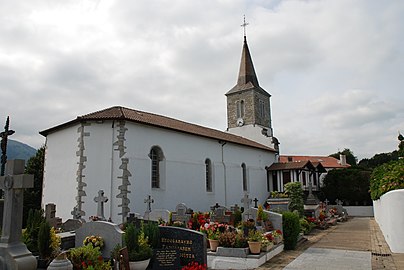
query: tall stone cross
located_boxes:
[144,195,154,213]
[94,190,108,221]
[0,159,36,270]
[241,192,252,211]
[143,195,154,220]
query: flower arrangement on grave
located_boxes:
[172,220,186,228]
[204,222,226,240]
[218,231,236,248]
[234,231,248,248]
[83,235,105,250]
[181,261,207,270]
[260,234,274,252]
[68,244,111,270]
[89,216,101,222]
[188,212,210,231]
[328,207,337,217]
[247,230,264,254]
[240,219,256,236]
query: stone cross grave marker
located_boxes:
[241,192,252,211]
[324,199,329,206]
[0,159,36,270]
[210,202,220,211]
[253,198,259,208]
[171,203,191,224]
[144,194,154,220]
[94,190,108,220]
[45,203,62,229]
[211,205,231,224]
[230,204,240,212]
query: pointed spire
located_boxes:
[237,36,259,87]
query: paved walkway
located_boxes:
[258,217,404,270]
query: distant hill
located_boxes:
[6,139,37,162]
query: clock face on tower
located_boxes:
[236,118,244,127]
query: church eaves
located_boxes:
[226,36,270,97]
[39,106,277,152]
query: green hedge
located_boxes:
[282,211,301,250]
[370,159,404,200]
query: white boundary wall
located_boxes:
[373,189,404,253]
[344,206,374,217]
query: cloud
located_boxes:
[0,0,402,162]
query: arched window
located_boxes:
[236,100,245,119]
[241,163,247,191]
[205,159,212,192]
[150,146,164,188]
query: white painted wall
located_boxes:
[373,189,404,253]
[42,120,276,222]
[42,124,80,220]
[344,206,374,217]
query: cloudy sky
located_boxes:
[1,0,403,160]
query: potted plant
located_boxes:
[124,223,153,270]
[205,223,221,252]
[247,230,263,254]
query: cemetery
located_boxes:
[0,163,353,270]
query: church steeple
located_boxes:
[226,22,277,150]
[236,36,260,88]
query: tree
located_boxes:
[358,151,399,169]
[321,167,372,205]
[23,146,45,227]
[329,148,357,166]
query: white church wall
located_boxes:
[42,124,80,221]
[83,122,115,220]
[42,120,276,222]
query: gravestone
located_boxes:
[75,221,124,259]
[45,203,62,229]
[211,206,231,224]
[149,209,170,223]
[94,190,108,221]
[171,203,191,224]
[158,226,207,267]
[144,194,154,220]
[0,159,36,270]
[62,219,83,232]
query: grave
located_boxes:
[171,203,192,224]
[75,221,124,259]
[0,159,36,270]
[94,190,108,221]
[210,204,232,224]
[62,219,83,232]
[157,226,207,268]
[149,209,171,223]
[45,203,63,229]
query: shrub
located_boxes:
[282,211,301,250]
[68,244,111,270]
[23,209,46,254]
[124,223,153,261]
[142,222,160,249]
[218,231,236,247]
[284,182,304,217]
[370,159,404,200]
[38,221,52,259]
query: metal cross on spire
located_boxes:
[241,15,249,37]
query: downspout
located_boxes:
[109,120,115,220]
[220,141,227,206]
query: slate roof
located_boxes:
[279,155,349,168]
[226,36,270,97]
[40,106,277,152]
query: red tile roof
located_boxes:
[279,155,349,168]
[267,160,315,171]
[40,106,277,152]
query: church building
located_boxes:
[40,35,280,223]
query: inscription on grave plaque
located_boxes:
[158,226,207,267]
[152,249,180,269]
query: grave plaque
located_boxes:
[158,226,207,267]
[152,249,180,269]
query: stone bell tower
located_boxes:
[226,33,279,151]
